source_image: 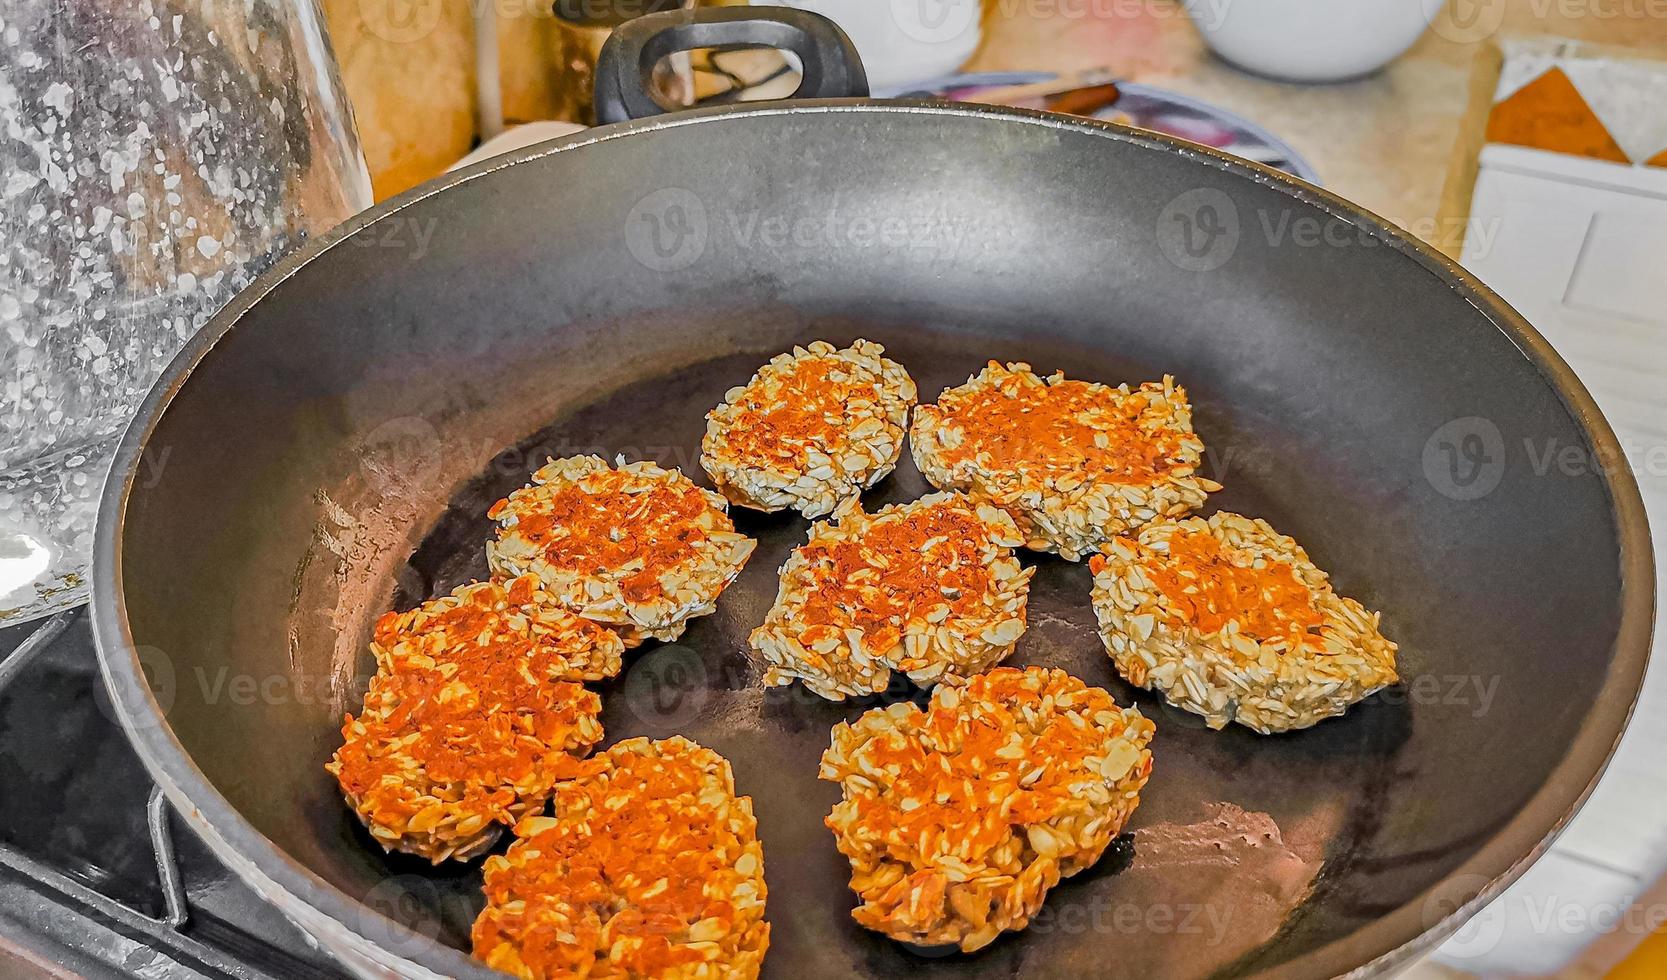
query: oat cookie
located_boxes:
[820,667,1155,952]
[701,339,917,518]
[1090,511,1399,734]
[750,492,1033,701]
[911,362,1218,559]
[328,576,623,862]
[488,455,756,646]
[473,736,769,979]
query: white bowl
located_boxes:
[1185,0,1445,83]
[778,0,982,92]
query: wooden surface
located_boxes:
[323,2,1667,207]
[322,0,478,200]
[968,0,1667,255]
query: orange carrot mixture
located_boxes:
[473,738,768,978]
[793,500,997,656]
[489,472,724,604]
[930,365,1189,483]
[1093,529,1324,652]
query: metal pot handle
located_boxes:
[594,5,869,124]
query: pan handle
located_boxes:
[594,6,869,125]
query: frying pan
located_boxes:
[92,8,1653,979]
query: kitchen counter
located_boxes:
[968,0,1667,251]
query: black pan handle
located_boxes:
[595,6,869,125]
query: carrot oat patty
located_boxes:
[910,362,1218,560]
[327,576,623,863]
[487,455,757,647]
[820,667,1155,952]
[1090,512,1399,734]
[749,492,1034,701]
[472,736,769,980]
[700,339,917,518]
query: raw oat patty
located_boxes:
[327,576,623,863]
[472,736,769,980]
[749,492,1033,701]
[1090,511,1400,734]
[487,455,756,647]
[910,361,1219,560]
[701,339,917,518]
[820,667,1155,952]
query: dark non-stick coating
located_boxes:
[94,103,1652,980]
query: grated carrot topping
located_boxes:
[1140,528,1324,651]
[837,669,1146,862]
[718,357,861,467]
[473,738,767,978]
[488,471,726,604]
[794,498,996,652]
[931,363,1189,484]
[333,576,616,832]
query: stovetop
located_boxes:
[0,610,345,979]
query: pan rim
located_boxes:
[90,99,1655,980]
